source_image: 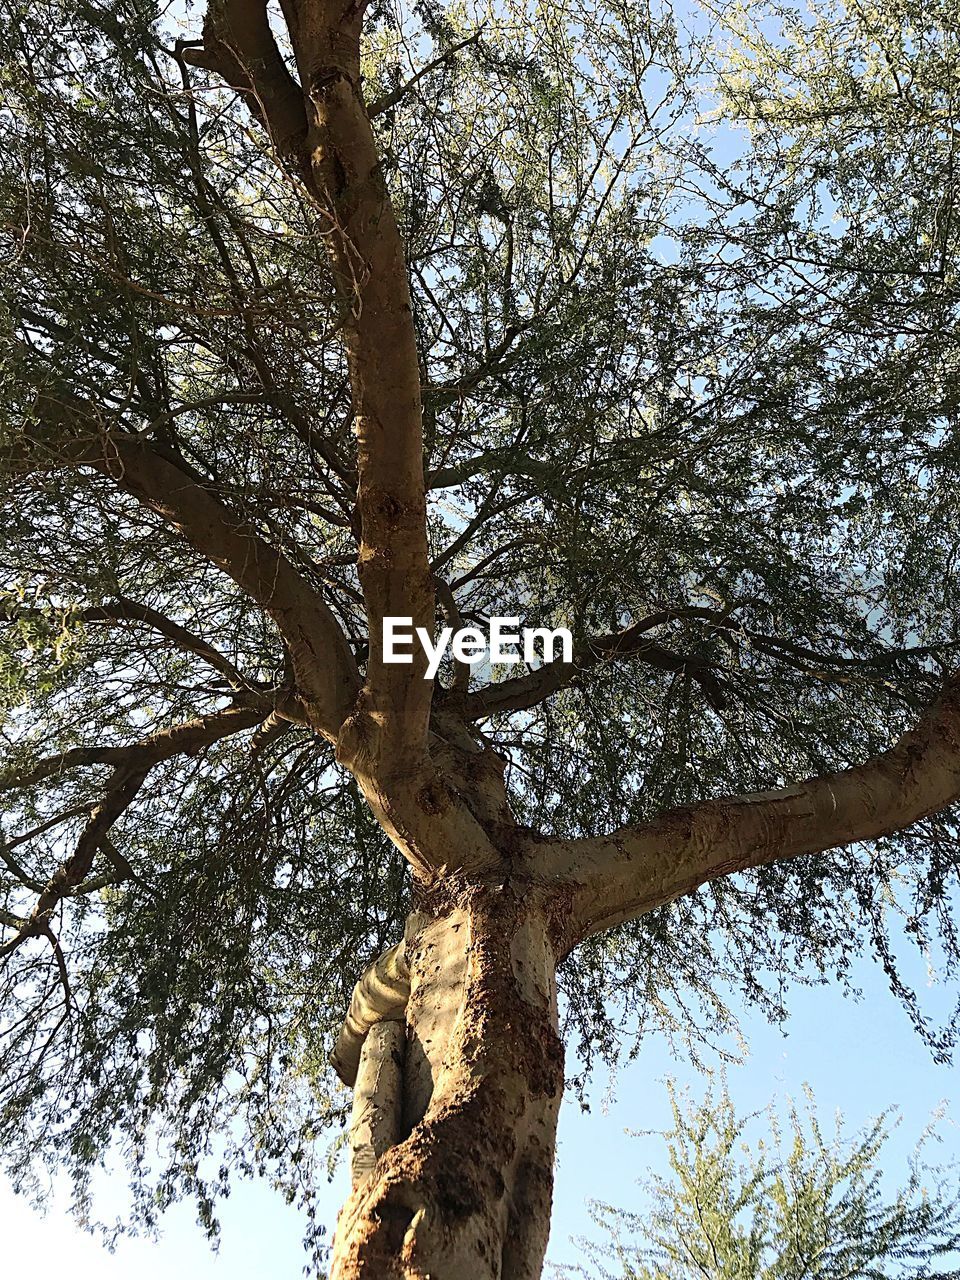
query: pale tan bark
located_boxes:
[209,0,435,760]
[187,0,505,878]
[74,3,960,1276]
[535,673,960,944]
[332,941,410,1087]
[350,1020,405,1189]
[331,893,564,1280]
[286,7,497,875]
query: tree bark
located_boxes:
[330,888,565,1280]
[536,671,960,942]
[350,1020,405,1189]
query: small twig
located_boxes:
[368,32,484,118]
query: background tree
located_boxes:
[559,1085,960,1280]
[1,0,960,1275]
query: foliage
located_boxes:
[560,1084,960,1280]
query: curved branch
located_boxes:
[467,605,956,720]
[331,941,410,1087]
[0,766,147,958]
[26,394,361,739]
[0,701,267,794]
[466,617,728,719]
[180,3,311,176]
[0,700,280,957]
[96,434,361,736]
[538,672,960,945]
[4,596,249,689]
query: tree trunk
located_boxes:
[330,886,565,1280]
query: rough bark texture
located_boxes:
[330,890,564,1280]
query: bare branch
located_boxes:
[367,32,484,119]
[466,618,729,719]
[0,701,268,793]
[0,766,147,958]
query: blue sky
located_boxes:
[2,947,957,1275]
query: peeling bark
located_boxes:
[331,891,564,1280]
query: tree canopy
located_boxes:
[1,0,960,1268]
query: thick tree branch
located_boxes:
[294,10,435,761]
[537,672,960,945]
[190,0,433,755]
[0,702,268,794]
[180,3,311,176]
[185,0,504,877]
[331,941,410,1087]
[26,396,361,739]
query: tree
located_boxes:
[560,1085,960,1280]
[1,0,960,1273]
